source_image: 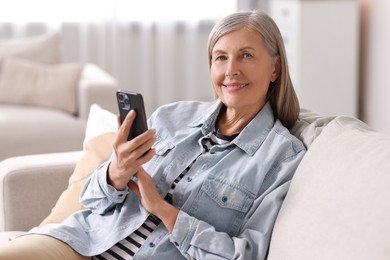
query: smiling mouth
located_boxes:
[223,83,248,89]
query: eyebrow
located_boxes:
[212,46,256,54]
[238,46,256,52]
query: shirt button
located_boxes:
[222,196,228,203]
[149,242,155,248]
[186,177,192,182]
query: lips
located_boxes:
[222,83,248,89]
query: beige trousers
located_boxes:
[0,234,90,260]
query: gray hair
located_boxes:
[207,10,300,130]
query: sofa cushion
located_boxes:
[39,104,117,226]
[0,105,86,161]
[0,57,83,115]
[0,33,60,74]
[0,33,60,62]
[268,116,390,260]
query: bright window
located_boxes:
[0,0,237,23]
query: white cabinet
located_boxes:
[269,0,359,116]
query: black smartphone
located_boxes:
[116,90,148,141]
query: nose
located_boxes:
[225,59,240,77]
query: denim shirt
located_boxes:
[32,100,306,259]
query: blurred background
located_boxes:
[0,0,389,135]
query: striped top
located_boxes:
[93,131,235,259]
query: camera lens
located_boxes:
[124,99,130,105]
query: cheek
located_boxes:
[210,65,225,85]
[253,65,274,86]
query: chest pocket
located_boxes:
[155,140,175,156]
[187,175,256,237]
[145,139,175,174]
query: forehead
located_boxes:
[212,28,264,52]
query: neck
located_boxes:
[217,106,258,136]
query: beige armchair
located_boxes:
[0,33,119,161]
[0,151,81,238]
[0,63,118,161]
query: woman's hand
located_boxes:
[129,168,179,232]
[108,110,156,190]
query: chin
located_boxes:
[221,99,242,109]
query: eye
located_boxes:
[214,55,227,62]
[242,53,253,59]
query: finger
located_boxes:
[115,146,154,176]
[125,128,156,155]
[137,148,156,165]
[116,110,136,144]
[133,130,156,158]
[112,127,156,170]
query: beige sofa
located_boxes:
[0,106,389,259]
[0,33,118,161]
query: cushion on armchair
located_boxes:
[0,32,61,67]
[0,32,119,161]
[0,57,84,115]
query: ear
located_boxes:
[270,57,280,82]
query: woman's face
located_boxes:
[210,28,278,114]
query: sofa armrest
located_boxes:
[0,151,83,232]
[77,63,119,119]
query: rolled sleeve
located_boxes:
[170,210,199,254]
[80,160,130,214]
[97,162,130,203]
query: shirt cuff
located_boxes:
[170,210,199,254]
[97,161,130,203]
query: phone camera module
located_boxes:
[119,93,131,110]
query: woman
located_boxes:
[0,10,305,259]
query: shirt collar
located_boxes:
[188,100,276,156]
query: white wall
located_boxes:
[360,0,390,135]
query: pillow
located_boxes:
[291,108,335,149]
[39,104,117,227]
[0,57,84,114]
[0,32,61,66]
[268,116,390,259]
